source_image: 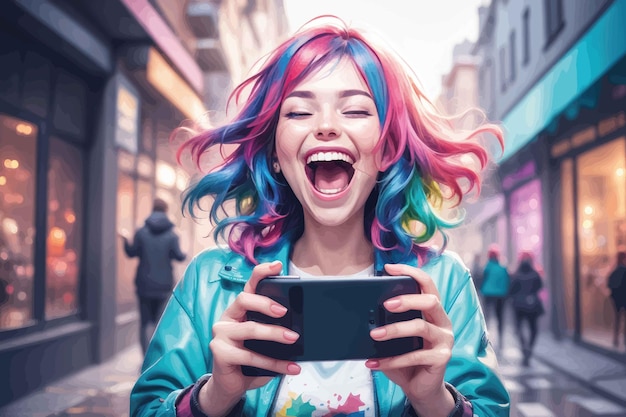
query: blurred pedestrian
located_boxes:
[607,250,626,348]
[119,198,187,355]
[509,251,544,366]
[480,244,510,348]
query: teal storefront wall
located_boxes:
[501,0,626,162]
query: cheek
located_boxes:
[274,124,295,157]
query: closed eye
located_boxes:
[285,111,312,119]
[343,110,372,117]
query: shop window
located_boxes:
[510,179,544,269]
[116,167,137,315]
[0,49,21,105]
[52,69,87,139]
[0,114,38,330]
[45,137,83,319]
[577,138,626,352]
[23,51,52,118]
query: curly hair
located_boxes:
[177,16,503,265]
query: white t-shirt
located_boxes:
[272,262,376,417]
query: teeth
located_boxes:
[306,151,354,165]
[318,187,344,194]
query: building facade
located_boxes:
[473,0,626,357]
[437,39,507,272]
[0,0,287,405]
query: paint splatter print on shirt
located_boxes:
[272,361,375,417]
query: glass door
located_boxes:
[577,138,626,352]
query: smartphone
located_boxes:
[242,275,423,376]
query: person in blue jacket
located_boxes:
[130,16,510,417]
[479,245,511,349]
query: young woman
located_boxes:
[130,16,510,417]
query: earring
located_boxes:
[272,159,281,174]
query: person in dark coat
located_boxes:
[120,198,187,354]
[607,251,626,348]
[509,251,544,366]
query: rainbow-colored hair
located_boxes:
[178,16,503,265]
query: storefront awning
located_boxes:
[500,0,626,162]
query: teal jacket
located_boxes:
[130,244,510,416]
[480,260,510,298]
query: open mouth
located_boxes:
[305,151,356,195]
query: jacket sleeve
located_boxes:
[444,264,510,416]
[130,257,210,417]
[124,230,141,257]
[170,234,187,262]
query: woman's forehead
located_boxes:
[289,58,370,94]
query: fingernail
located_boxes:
[370,328,386,338]
[270,260,282,267]
[384,299,401,309]
[270,304,287,315]
[365,360,379,369]
[284,330,299,341]
[287,363,301,374]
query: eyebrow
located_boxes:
[285,89,373,100]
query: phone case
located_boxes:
[242,275,423,377]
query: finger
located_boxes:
[384,263,441,298]
[370,318,453,347]
[365,346,452,370]
[210,338,301,375]
[212,320,300,344]
[243,260,283,294]
[383,293,451,329]
[222,291,288,322]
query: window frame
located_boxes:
[543,0,565,50]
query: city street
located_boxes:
[2,321,626,417]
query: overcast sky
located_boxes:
[282,0,488,100]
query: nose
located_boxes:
[315,109,341,140]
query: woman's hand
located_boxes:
[366,263,456,417]
[198,260,301,417]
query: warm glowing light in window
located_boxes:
[584,205,594,216]
[2,218,18,234]
[64,210,76,224]
[0,176,6,185]
[48,227,67,257]
[528,198,538,210]
[15,123,34,136]
[156,162,176,188]
[4,193,24,204]
[616,168,625,177]
[3,159,19,169]
[582,219,594,229]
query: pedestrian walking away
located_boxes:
[130,16,510,417]
[480,244,510,349]
[607,250,626,349]
[509,251,545,367]
[119,198,187,355]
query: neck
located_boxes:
[291,213,374,276]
